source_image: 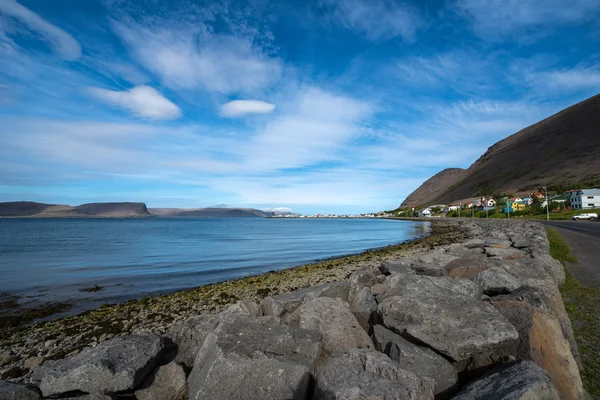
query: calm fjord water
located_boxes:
[0,218,430,313]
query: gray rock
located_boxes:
[530,254,566,286]
[0,350,17,368]
[378,293,518,361]
[372,325,457,395]
[510,234,531,249]
[444,257,500,279]
[260,282,350,318]
[348,268,379,299]
[221,300,261,317]
[166,314,221,368]
[284,297,373,354]
[462,238,486,249]
[61,395,114,400]
[485,247,528,260]
[382,274,482,301]
[188,317,322,400]
[348,287,377,332]
[0,381,41,400]
[135,361,187,400]
[32,334,164,396]
[379,260,417,276]
[474,267,522,295]
[452,360,560,400]
[23,357,43,370]
[314,348,435,400]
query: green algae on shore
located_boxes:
[0,221,468,376]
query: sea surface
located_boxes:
[0,218,430,315]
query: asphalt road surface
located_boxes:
[541,220,600,287]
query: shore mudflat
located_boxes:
[0,220,464,379]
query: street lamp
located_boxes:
[543,186,549,220]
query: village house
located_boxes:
[570,188,600,209]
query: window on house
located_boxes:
[589,204,595,207]
[588,196,594,199]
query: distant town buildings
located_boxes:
[570,189,600,210]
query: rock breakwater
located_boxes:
[0,220,584,399]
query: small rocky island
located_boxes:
[0,219,583,399]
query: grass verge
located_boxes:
[546,227,600,398]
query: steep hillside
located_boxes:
[149,207,270,218]
[402,93,600,207]
[400,168,466,208]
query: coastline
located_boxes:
[0,220,467,376]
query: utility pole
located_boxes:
[543,186,549,220]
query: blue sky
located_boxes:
[0,0,599,214]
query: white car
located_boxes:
[572,213,598,220]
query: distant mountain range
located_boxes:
[401,93,600,208]
[0,202,283,218]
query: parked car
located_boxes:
[572,213,598,220]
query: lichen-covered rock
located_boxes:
[259,282,349,318]
[348,268,379,299]
[348,287,377,332]
[314,349,435,400]
[0,381,41,400]
[284,297,373,354]
[188,317,322,400]
[529,254,566,286]
[452,360,560,400]
[31,334,164,396]
[135,361,187,400]
[372,325,457,395]
[378,293,518,361]
[474,267,522,295]
[444,257,495,279]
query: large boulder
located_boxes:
[32,334,164,397]
[378,293,518,361]
[188,317,322,400]
[314,349,435,400]
[284,297,373,354]
[379,274,482,302]
[372,325,457,395]
[474,267,522,295]
[348,287,377,332]
[348,268,379,299]
[0,381,41,400]
[166,314,221,368]
[260,282,349,318]
[529,254,566,286]
[490,300,583,400]
[452,360,559,400]
[135,361,187,400]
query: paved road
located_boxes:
[540,220,600,287]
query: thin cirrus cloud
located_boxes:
[89,85,182,120]
[219,100,276,118]
[322,0,423,42]
[110,19,282,94]
[455,0,600,38]
[0,0,81,60]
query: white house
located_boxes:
[419,209,432,217]
[570,189,600,209]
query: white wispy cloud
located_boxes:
[89,86,182,120]
[219,100,276,118]
[0,0,81,60]
[322,0,423,42]
[110,19,282,94]
[455,0,600,39]
[538,64,600,90]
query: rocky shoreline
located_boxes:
[0,219,585,399]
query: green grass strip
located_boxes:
[546,227,600,398]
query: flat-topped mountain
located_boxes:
[149,207,271,218]
[0,201,151,217]
[401,93,600,207]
